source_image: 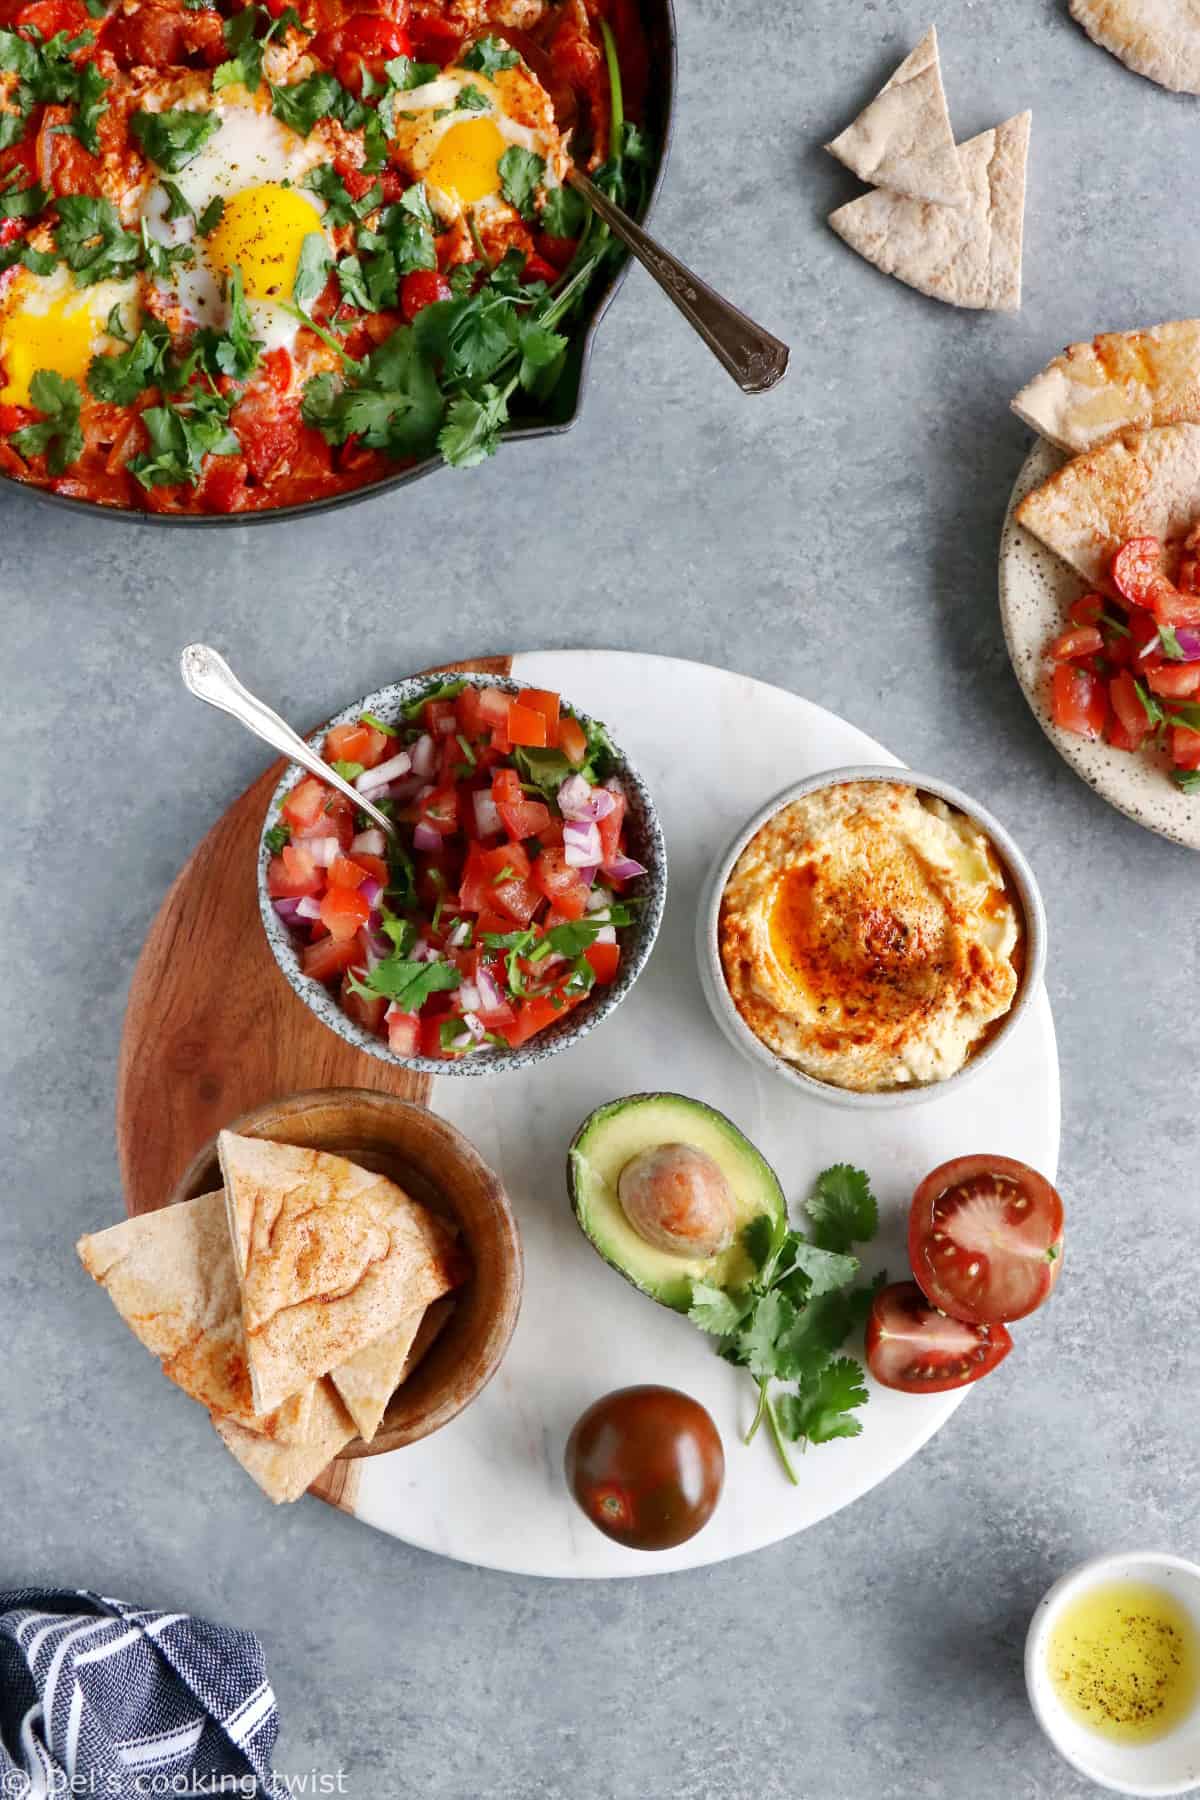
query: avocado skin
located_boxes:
[567,1092,787,1314]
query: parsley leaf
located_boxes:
[805,1164,879,1253]
[10,369,82,472]
[131,107,222,171]
[54,192,141,284]
[140,216,194,282]
[777,1359,869,1447]
[497,144,543,218]
[346,954,460,1009]
[516,318,565,397]
[458,34,519,77]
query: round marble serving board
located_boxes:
[117,650,1059,1575]
[999,438,1200,852]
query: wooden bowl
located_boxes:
[169,1087,522,1457]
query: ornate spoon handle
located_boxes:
[568,169,790,395]
[179,643,397,839]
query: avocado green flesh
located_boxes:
[568,1093,787,1313]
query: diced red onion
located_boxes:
[357,750,411,791]
[413,820,442,852]
[594,924,617,945]
[446,919,471,949]
[476,964,504,1012]
[295,895,322,921]
[365,929,390,968]
[538,951,567,972]
[473,789,502,836]
[273,898,301,921]
[351,829,386,856]
[410,939,442,963]
[563,820,601,867]
[461,1012,486,1041]
[387,777,423,804]
[308,835,339,868]
[410,733,436,779]
[603,854,646,881]
[360,877,383,910]
[576,864,599,887]
[457,982,481,1013]
[557,774,616,822]
[1175,627,1200,661]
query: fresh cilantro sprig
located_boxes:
[687,1164,882,1483]
[10,369,83,473]
[458,34,519,77]
[345,952,460,1011]
[131,107,222,171]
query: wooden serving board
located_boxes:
[114,655,509,1219]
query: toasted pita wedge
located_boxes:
[398,1296,454,1385]
[217,1133,463,1415]
[829,112,1030,312]
[1070,0,1200,96]
[1015,422,1200,590]
[77,1193,315,1443]
[213,1378,356,1504]
[826,27,967,207]
[330,1309,425,1443]
[1012,320,1200,455]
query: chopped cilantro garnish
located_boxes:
[454,82,489,112]
[10,369,83,473]
[458,34,519,77]
[197,194,224,235]
[54,193,141,284]
[264,821,290,853]
[330,759,364,781]
[128,385,240,488]
[497,145,543,218]
[131,107,222,171]
[346,954,459,1010]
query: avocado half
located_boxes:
[567,1093,788,1313]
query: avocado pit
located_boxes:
[617,1143,737,1259]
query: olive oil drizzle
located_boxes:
[1048,1579,1200,1744]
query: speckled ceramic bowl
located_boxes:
[695,765,1047,1110]
[258,668,667,1076]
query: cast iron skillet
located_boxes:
[0,0,678,529]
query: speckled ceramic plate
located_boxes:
[999,437,1200,851]
[323,652,1061,1577]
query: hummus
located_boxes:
[718,781,1021,1092]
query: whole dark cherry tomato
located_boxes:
[400,269,452,321]
[565,1385,724,1551]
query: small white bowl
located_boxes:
[695,765,1047,1109]
[1026,1550,1200,1795]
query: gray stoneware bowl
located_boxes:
[258,668,667,1076]
[695,765,1047,1111]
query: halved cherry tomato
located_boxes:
[301,934,361,982]
[1051,663,1108,740]
[319,885,371,941]
[506,699,548,747]
[909,1155,1064,1325]
[557,715,588,765]
[864,1282,1013,1394]
[1049,625,1103,661]
[400,269,452,321]
[1111,538,1163,609]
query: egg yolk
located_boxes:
[206,183,324,300]
[425,117,508,205]
[0,288,103,407]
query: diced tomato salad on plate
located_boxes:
[266,679,646,1061]
[1047,536,1200,791]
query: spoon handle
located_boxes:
[567,170,789,395]
[179,643,396,839]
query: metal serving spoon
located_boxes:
[179,643,397,839]
[564,166,789,395]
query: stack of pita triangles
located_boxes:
[826,26,1031,313]
[78,1133,462,1503]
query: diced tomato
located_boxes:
[16,0,89,35]
[341,972,386,1033]
[521,253,559,286]
[386,1010,420,1056]
[597,785,626,865]
[536,231,577,270]
[1106,671,1148,751]
[533,846,587,918]
[424,698,459,737]
[585,941,620,984]
[353,851,389,885]
[460,841,538,921]
[325,721,389,768]
[455,685,488,737]
[328,854,368,889]
[519,688,560,734]
[418,783,459,835]
[1068,593,1106,628]
[1126,608,1163,670]
[1171,725,1200,770]
[199,456,249,513]
[476,687,512,730]
[557,714,588,766]
[320,885,371,941]
[267,843,322,898]
[262,347,293,395]
[492,768,552,840]
[1049,625,1103,661]
[405,8,460,62]
[1147,661,1200,698]
[501,993,564,1048]
[282,776,328,831]
[419,1013,452,1059]
[301,934,360,982]
[506,700,548,747]
[400,269,452,321]
[341,13,412,54]
[475,906,514,940]
[1051,664,1108,740]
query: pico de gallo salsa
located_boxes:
[1047,533,1200,793]
[0,0,650,514]
[266,678,648,1059]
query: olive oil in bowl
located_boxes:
[1048,1579,1200,1745]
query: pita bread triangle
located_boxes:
[1015,422,1200,591]
[1012,320,1200,454]
[330,1308,425,1443]
[217,1131,463,1415]
[829,111,1031,312]
[77,1192,316,1443]
[826,27,968,207]
[1070,0,1200,97]
[213,1378,356,1505]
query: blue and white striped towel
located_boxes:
[0,1587,280,1798]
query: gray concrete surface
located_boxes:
[2,0,1196,1794]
